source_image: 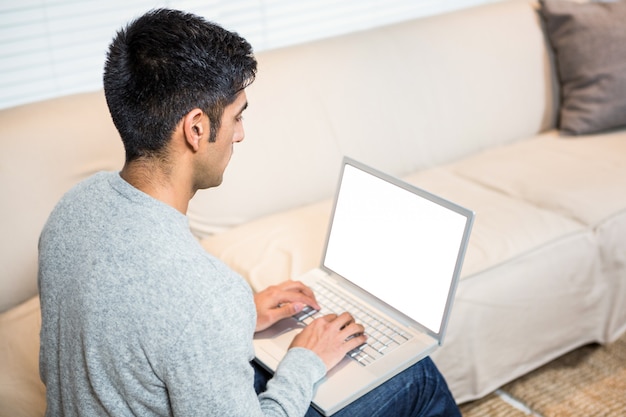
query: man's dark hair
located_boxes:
[103,9,257,162]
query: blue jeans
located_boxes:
[253,357,461,417]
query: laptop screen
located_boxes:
[323,160,471,336]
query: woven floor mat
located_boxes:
[501,334,626,417]
[459,392,529,417]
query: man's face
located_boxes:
[194,91,248,190]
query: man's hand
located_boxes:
[290,312,367,371]
[254,281,320,332]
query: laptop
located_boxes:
[253,156,474,415]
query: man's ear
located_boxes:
[183,108,207,152]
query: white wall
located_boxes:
[0,0,504,110]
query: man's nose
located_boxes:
[234,125,245,143]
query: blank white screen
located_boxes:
[324,164,468,334]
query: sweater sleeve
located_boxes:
[259,348,326,416]
[161,281,326,417]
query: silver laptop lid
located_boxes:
[321,157,474,344]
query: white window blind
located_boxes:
[0,0,502,110]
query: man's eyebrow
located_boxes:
[238,101,249,114]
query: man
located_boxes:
[38,8,461,417]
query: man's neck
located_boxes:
[120,159,193,214]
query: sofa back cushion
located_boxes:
[0,92,124,312]
[188,0,558,236]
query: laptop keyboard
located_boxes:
[293,281,413,366]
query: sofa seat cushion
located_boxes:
[0,296,46,417]
[450,128,626,343]
[449,129,626,226]
[597,212,626,341]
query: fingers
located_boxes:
[321,313,337,322]
[290,312,367,371]
[276,280,316,297]
[276,280,320,310]
[343,331,368,353]
[255,301,305,332]
[254,280,320,332]
[264,281,320,311]
[319,312,364,338]
[273,301,306,320]
[333,313,365,341]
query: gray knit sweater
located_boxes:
[38,172,325,416]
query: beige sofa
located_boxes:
[2,0,626,414]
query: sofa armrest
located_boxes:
[0,296,46,417]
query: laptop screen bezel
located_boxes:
[319,156,475,344]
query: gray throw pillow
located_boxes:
[540,0,626,135]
